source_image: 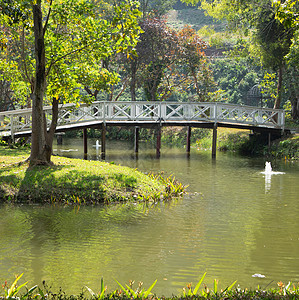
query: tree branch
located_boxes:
[21,26,32,86]
[113,78,129,101]
[46,45,89,76]
[43,0,53,36]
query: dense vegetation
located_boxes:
[197,128,299,159]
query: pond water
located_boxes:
[1,138,299,296]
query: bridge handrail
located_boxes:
[0,101,285,138]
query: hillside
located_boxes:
[166,1,226,32]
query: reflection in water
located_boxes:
[261,161,286,193]
[265,173,272,192]
[0,139,298,296]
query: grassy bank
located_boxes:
[182,127,299,160]
[2,273,299,300]
[198,128,299,159]
[196,128,251,153]
[0,146,185,204]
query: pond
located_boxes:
[0,138,298,296]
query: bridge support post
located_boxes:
[212,124,217,159]
[56,133,64,145]
[101,123,106,159]
[186,126,191,155]
[156,125,161,158]
[134,126,139,154]
[57,135,63,145]
[83,128,88,160]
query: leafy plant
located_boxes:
[85,277,107,300]
[183,273,237,298]
[1,273,37,300]
[114,279,157,299]
[149,173,187,198]
[182,272,207,296]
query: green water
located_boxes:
[0,139,298,296]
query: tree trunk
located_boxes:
[130,60,137,101]
[291,96,299,120]
[191,68,201,101]
[290,80,299,120]
[29,3,50,166]
[45,99,59,162]
[274,65,283,110]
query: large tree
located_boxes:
[0,0,141,165]
[273,0,299,119]
[182,0,297,111]
[118,17,214,102]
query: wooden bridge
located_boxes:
[0,101,286,158]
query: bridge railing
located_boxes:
[0,101,285,138]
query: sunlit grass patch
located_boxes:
[0,146,186,204]
[196,128,250,152]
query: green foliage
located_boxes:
[150,173,187,197]
[140,0,176,17]
[0,0,142,107]
[197,25,216,39]
[179,0,297,117]
[143,61,165,101]
[254,3,294,70]
[183,275,237,298]
[1,273,37,300]
[273,0,299,29]
[211,57,264,105]
[270,135,299,160]
[259,72,277,104]
[114,279,157,299]
[85,278,107,300]
[2,273,299,300]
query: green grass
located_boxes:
[0,146,185,204]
